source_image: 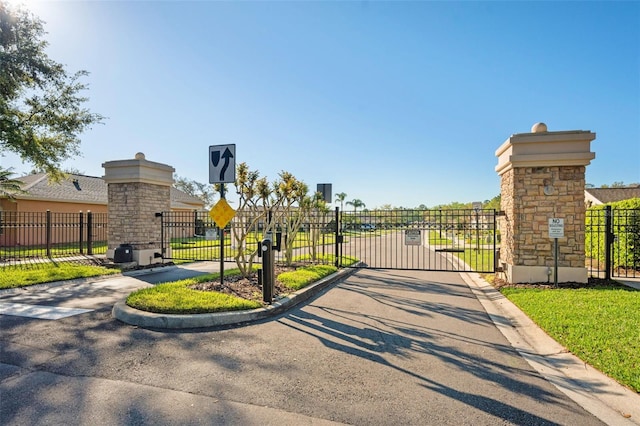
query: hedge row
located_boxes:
[586,198,640,269]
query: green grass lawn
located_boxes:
[453,248,495,272]
[126,264,340,314]
[428,231,451,244]
[278,264,337,290]
[501,284,640,393]
[0,263,119,289]
[169,232,337,260]
[126,269,263,314]
[0,241,108,258]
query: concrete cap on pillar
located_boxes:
[102,152,175,186]
[531,122,548,133]
[494,123,596,175]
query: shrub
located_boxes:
[586,198,640,269]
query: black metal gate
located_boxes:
[586,206,640,279]
[338,209,497,273]
[158,208,497,273]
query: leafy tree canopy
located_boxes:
[0,166,25,199]
[595,181,640,188]
[173,175,217,209]
[0,2,103,180]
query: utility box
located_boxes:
[114,244,133,263]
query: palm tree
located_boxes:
[335,192,347,211]
[0,167,25,200]
[346,198,365,213]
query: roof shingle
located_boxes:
[11,173,204,208]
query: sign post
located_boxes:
[209,144,237,284]
[548,218,564,287]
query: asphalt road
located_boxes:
[0,266,612,425]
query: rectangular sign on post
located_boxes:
[548,218,564,238]
[209,144,236,184]
[317,183,332,203]
[405,229,421,245]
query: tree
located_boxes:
[232,162,271,277]
[346,198,365,213]
[274,171,310,266]
[335,192,347,211]
[173,175,217,209]
[483,194,501,211]
[0,167,25,199]
[231,163,313,271]
[1,3,103,180]
[598,182,640,188]
[29,166,85,175]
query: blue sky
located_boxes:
[3,1,639,209]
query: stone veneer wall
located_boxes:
[107,182,170,251]
[500,165,586,270]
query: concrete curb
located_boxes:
[112,267,358,329]
[461,272,640,426]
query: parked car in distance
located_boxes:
[360,223,376,231]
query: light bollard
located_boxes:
[261,238,274,304]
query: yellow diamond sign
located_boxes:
[209,198,236,229]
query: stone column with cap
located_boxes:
[495,123,596,284]
[102,152,174,266]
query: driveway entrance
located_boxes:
[0,267,608,425]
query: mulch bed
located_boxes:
[189,265,298,303]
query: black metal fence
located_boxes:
[158,209,339,267]
[3,205,638,279]
[586,206,640,279]
[0,211,108,267]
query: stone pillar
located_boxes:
[102,152,174,266]
[495,123,596,284]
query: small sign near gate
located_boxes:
[548,218,564,238]
[405,229,421,245]
[205,228,218,241]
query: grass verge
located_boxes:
[293,254,359,267]
[500,283,640,393]
[0,264,119,290]
[126,269,262,315]
[126,264,340,315]
[278,265,337,290]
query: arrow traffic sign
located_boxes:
[209,144,236,184]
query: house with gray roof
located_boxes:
[585,186,640,207]
[0,173,205,213]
